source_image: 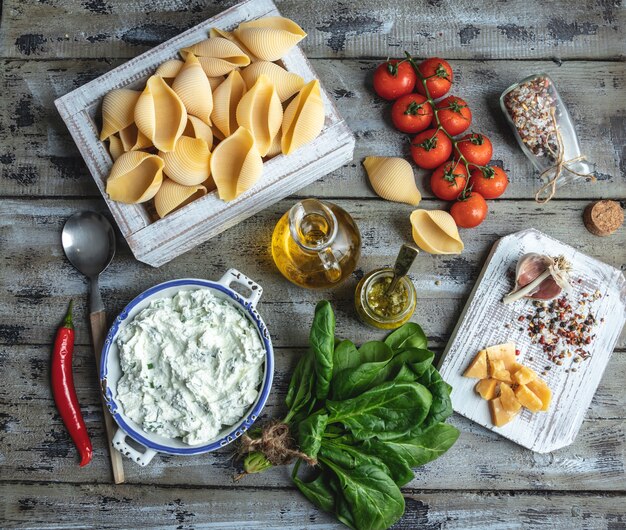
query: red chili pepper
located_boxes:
[51,301,93,466]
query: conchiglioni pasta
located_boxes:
[134,75,187,153]
[108,134,124,161]
[410,209,464,255]
[106,151,164,204]
[363,156,422,206]
[160,136,211,186]
[118,123,152,152]
[241,61,304,102]
[265,128,282,159]
[155,59,184,83]
[210,127,263,201]
[210,27,258,62]
[100,88,141,141]
[211,69,246,138]
[281,79,325,155]
[234,16,306,61]
[154,178,207,218]
[184,115,213,149]
[236,75,282,157]
[172,52,213,125]
[181,37,250,77]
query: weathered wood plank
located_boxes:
[1,342,624,489]
[1,59,624,200]
[1,198,624,349]
[1,0,624,60]
[2,482,625,529]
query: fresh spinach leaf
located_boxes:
[284,350,316,423]
[319,440,392,478]
[327,382,433,440]
[359,439,414,487]
[381,423,460,468]
[415,366,453,430]
[333,339,360,376]
[293,469,336,514]
[392,364,418,383]
[331,342,394,400]
[388,348,434,379]
[310,300,335,400]
[321,458,405,530]
[327,474,357,530]
[384,322,427,352]
[298,412,328,459]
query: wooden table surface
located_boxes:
[1,0,625,528]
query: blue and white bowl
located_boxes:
[100,269,274,466]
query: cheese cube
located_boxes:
[486,343,516,370]
[499,383,522,413]
[488,358,505,377]
[515,384,543,412]
[489,397,519,427]
[513,365,537,385]
[464,350,488,379]
[526,378,552,412]
[475,378,498,400]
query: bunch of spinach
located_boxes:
[242,301,459,530]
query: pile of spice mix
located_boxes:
[513,284,603,376]
[503,75,559,161]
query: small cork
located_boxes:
[583,200,624,237]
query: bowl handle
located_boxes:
[218,268,263,309]
[112,428,157,467]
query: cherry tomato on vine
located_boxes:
[391,93,434,134]
[410,129,453,169]
[373,59,417,100]
[469,166,509,199]
[415,57,453,99]
[435,96,472,136]
[454,133,493,166]
[451,191,488,228]
[430,161,468,201]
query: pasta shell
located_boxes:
[172,52,213,125]
[241,61,304,102]
[181,37,250,77]
[410,209,464,255]
[159,136,211,186]
[209,27,259,62]
[100,89,141,141]
[108,134,124,161]
[155,59,184,83]
[211,69,246,138]
[106,151,164,204]
[234,16,306,61]
[210,127,263,202]
[363,156,422,206]
[208,76,225,91]
[281,79,325,155]
[134,75,187,153]
[265,128,282,159]
[154,178,207,218]
[184,115,213,149]
[236,75,282,157]
[118,123,152,152]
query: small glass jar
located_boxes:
[500,73,592,202]
[355,268,417,330]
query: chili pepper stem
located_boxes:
[62,300,74,329]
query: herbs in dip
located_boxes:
[115,289,265,445]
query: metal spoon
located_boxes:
[62,211,125,484]
[386,244,420,295]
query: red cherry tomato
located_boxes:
[373,59,417,101]
[391,93,434,134]
[450,191,488,228]
[469,166,509,199]
[410,129,453,169]
[454,133,493,166]
[430,161,468,201]
[415,57,453,99]
[435,96,472,136]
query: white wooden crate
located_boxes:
[438,228,626,453]
[54,0,355,267]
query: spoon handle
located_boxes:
[90,310,126,484]
[387,244,420,294]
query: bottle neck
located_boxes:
[288,199,338,252]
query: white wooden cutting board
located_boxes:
[438,228,626,453]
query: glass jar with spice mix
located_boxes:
[500,73,592,202]
[355,268,417,330]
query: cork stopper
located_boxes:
[583,200,624,237]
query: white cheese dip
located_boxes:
[115,289,265,445]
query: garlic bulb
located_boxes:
[503,253,571,304]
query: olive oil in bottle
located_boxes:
[271,199,361,289]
